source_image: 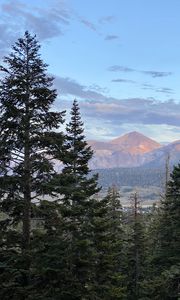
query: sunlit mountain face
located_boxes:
[88,132,180,169]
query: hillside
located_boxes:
[89,132,180,169]
[92,166,166,189]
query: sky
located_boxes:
[0,0,180,143]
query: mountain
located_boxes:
[109,131,161,154]
[142,140,180,167]
[89,132,180,169]
[89,131,160,169]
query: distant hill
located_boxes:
[91,166,167,190]
[89,132,180,169]
[142,140,180,167]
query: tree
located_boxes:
[139,164,180,300]
[91,186,126,299]
[124,192,146,300]
[0,31,64,299]
[154,163,180,299]
[51,99,100,299]
[60,99,99,202]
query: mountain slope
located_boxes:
[109,131,161,154]
[142,140,180,167]
[89,131,161,169]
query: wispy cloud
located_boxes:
[112,78,136,84]
[105,34,119,41]
[80,19,97,32]
[108,65,173,78]
[108,65,135,72]
[156,87,174,94]
[142,84,174,95]
[54,76,107,101]
[53,75,180,128]
[142,70,173,78]
[0,0,71,55]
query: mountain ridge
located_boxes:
[88,131,180,169]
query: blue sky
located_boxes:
[0,0,180,142]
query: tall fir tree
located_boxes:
[91,186,126,299]
[50,99,100,299]
[124,192,147,300]
[60,99,99,202]
[158,163,180,269]
[0,31,64,299]
[139,164,180,300]
[153,163,180,299]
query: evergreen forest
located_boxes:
[0,32,179,300]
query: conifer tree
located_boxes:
[0,31,64,298]
[158,164,180,267]
[124,193,146,300]
[139,164,180,300]
[55,99,100,298]
[154,163,180,299]
[60,99,99,202]
[91,186,126,299]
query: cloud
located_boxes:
[142,70,173,78]
[108,64,173,78]
[155,87,174,94]
[112,78,136,84]
[108,65,135,72]
[80,19,97,32]
[142,84,174,95]
[0,0,70,53]
[142,83,154,88]
[46,74,180,142]
[54,76,107,101]
[80,98,180,127]
[54,75,180,128]
[105,35,119,41]
[88,84,109,94]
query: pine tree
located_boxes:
[91,186,126,299]
[124,192,146,300]
[28,200,74,300]
[158,164,180,268]
[139,164,180,300]
[60,99,99,202]
[54,99,100,299]
[154,163,180,299]
[0,31,64,299]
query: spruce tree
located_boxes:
[153,163,180,299]
[54,99,100,299]
[124,193,146,300]
[139,165,180,300]
[158,163,180,268]
[0,31,64,299]
[60,99,99,202]
[91,186,126,299]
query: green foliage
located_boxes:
[0,31,64,298]
[59,99,100,202]
[91,186,126,299]
[124,193,147,300]
[140,164,180,299]
[0,32,179,300]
